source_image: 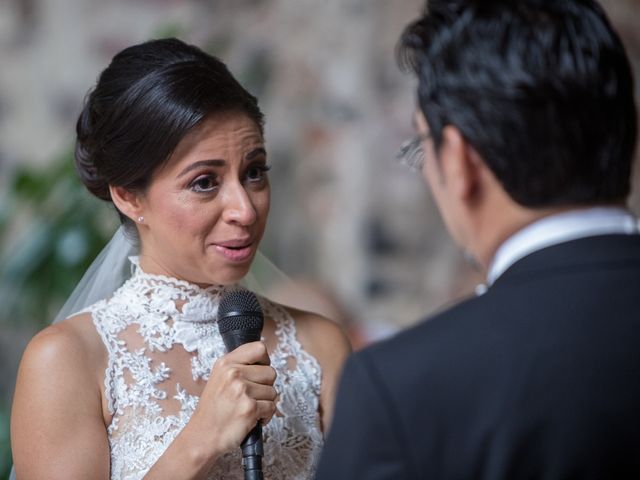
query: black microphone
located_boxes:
[217,290,265,480]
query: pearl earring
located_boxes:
[137,216,144,223]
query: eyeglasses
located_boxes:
[395,132,431,172]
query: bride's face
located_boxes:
[135,111,270,286]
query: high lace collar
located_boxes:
[125,256,238,324]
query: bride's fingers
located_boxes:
[224,342,271,366]
[243,365,277,385]
[245,382,278,401]
[256,399,278,424]
[213,365,275,389]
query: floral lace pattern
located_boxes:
[88,257,323,479]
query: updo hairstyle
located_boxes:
[75,38,264,224]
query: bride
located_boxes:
[10,38,351,479]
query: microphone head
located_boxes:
[217,290,264,351]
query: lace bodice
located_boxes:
[87,257,324,479]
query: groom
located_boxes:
[317,0,640,478]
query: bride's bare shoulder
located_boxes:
[12,315,111,478]
[19,312,104,378]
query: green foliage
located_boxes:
[0,150,117,330]
[0,402,10,480]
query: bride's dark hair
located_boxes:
[75,37,264,223]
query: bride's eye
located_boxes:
[245,164,271,183]
[189,174,218,193]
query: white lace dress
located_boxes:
[86,257,324,479]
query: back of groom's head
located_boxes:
[398,0,637,208]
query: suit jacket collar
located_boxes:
[492,233,640,288]
[487,207,638,285]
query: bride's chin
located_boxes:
[207,265,251,287]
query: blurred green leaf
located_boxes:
[0,150,117,330]
[0,401,10,480]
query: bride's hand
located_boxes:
[191,341,277,457]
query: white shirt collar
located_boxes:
[486,207,639,286]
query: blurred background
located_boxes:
[0,0,638,476]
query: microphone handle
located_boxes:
[220,326,264,480]
[241,423,264,480]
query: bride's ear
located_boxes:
[109,185,144,223]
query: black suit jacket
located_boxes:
[317,234,640,479]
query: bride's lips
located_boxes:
[212,238,255,262]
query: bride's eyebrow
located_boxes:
[177,147,266,178]
[177,159,225,178]
[245,147,267,161]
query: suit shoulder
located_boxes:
[353,291,507,390]
[366,294,484,355]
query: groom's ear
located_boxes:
[439,126,483,204]
[109,185,144,222]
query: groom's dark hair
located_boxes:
[398,0,637,207]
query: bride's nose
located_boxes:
[221,182,257,226]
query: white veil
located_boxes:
[52,226,137,323]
